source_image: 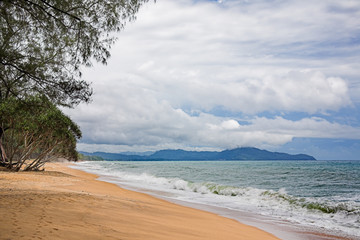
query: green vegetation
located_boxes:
[0,0,149,106]
[78,153,104,161]
[0,0,149,171]
[0,96,81,171]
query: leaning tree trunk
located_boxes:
[0,127,8,167]
[0,140,7,167]
[24,140,60,171]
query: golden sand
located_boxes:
[0,162,280,240]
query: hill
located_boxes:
[80,147,315,161]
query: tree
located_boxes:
[0,0,150,106]
[0,0,151,169]
[0,96,81,171]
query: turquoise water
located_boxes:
[74,160,360,238]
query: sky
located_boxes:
[64,0,360,160]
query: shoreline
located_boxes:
[0,162,280,240]
[93,171,355,240]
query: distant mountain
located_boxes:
[218,148,315,160]
[150,149,218,160]
[120,151,154,156]
[80,147,315,161]
[79,151,147,161]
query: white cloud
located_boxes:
[220,120,240,130]
[66,73,360,152]
[97,0,356,113]
[67,0,360,153]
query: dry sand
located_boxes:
[0,162,279,240]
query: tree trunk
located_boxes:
[0,141,7,167]
[0,127,8,167]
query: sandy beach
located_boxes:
[0,162,280,240]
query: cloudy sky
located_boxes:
[65,0,360,160]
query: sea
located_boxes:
[72,160,360,240]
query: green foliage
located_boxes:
[0,0,151,170]
[0,0,150,106]
[0,96,81,170]
[78,153,104,161]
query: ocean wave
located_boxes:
[118,172,360,235]
[73,162,360,237]
[106,168,360,217]
[175,180,360,216]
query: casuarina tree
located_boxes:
[0,0,150,106]
[0,96,81,171]
[0,0,150,169]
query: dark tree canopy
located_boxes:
[0,0,149,106]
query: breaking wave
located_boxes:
[73,161,360,237]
